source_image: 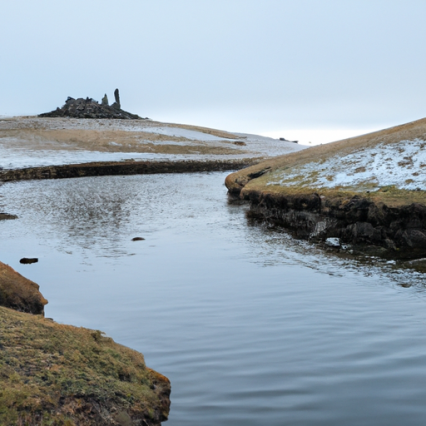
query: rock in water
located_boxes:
[20,258,38,264]
[101,94,108,105]
[325,237,341,248]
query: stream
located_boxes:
[1,172,426,425]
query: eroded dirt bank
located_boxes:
[0,261,171,425]
[230,187,426,260]
[0,159,257,182]
[225,117,426,260]
[0,261,48,315]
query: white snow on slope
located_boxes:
[234,133,305,157]
[131,126,227,141]
[0,117,307,169]
[267,139,426,191]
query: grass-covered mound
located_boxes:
[0,262,48,315]
[0,306,170,425]
[226,116,426,205]
[225,117,426,258]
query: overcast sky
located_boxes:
[2,0,426,144]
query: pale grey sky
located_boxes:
[2,0,426,144]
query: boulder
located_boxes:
[325,237,341,247]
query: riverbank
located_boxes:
[0,159,257,182]
[0,116,304,425]
[3,172,426,425]
[0,261,171,425]
[225,117,426,259]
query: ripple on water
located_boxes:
[1,172,426,426]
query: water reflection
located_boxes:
[1,173,426,426]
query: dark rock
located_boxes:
[20,258,38,264]
[248,167,271,179]
[0,213,18,220]
[132,237,145,241]
[39,90,141,120]
[279,137,298,143]
[243,191,426,259]
[114,88,121,108]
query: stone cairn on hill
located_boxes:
[39,89,142,119]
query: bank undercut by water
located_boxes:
[225,117,426,260]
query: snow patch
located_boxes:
[268,139,426,191]
[135,126,227,141]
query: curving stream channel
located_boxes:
[1,171,426,425]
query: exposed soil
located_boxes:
[0,261,47,315]
[225,117,426,260]
[238,189,426,260]
[0,159,258,182]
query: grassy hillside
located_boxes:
[226,117,426,207]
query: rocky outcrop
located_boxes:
[39,89,141,120]
[0,263,171,425]
[0,261,48,315]
[112,88,121,109]
[237,189,426,259]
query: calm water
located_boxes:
[1,172,426,425]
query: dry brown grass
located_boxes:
[168,122,240,139]
[241,181,426,207]
[0,128,245,156]
[242,116,426,174]
[0,306,170,425]
[227,116,426,207]
[0,262,48,315]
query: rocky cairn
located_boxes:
[39,88,142,120]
